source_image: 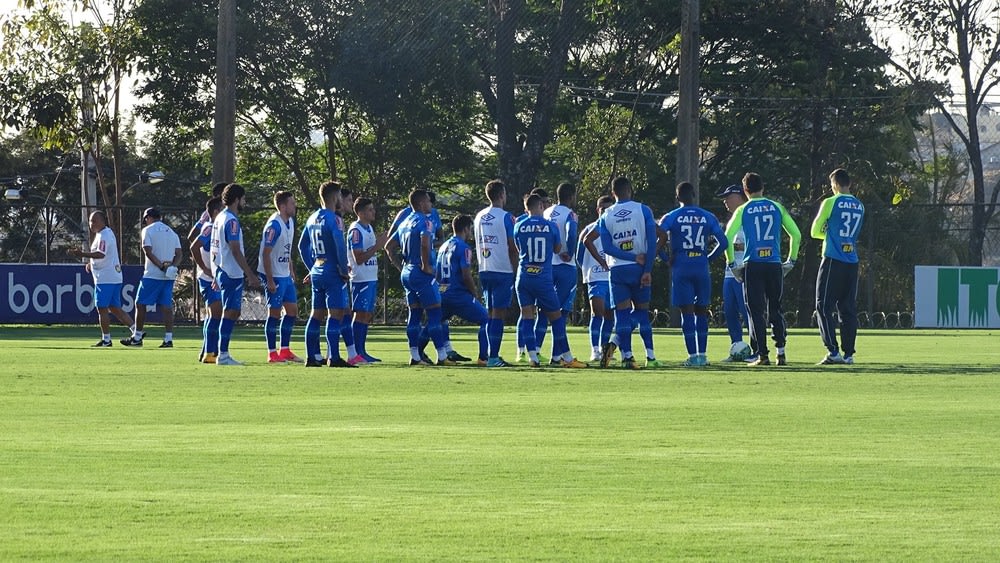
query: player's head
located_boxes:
[409,188,431,214]
[556,182,576,206]
[206,196,224,219]
[675,182,696,205]
[611,176,632,200]
[529,187,550,208]
[523,193,544,215]
[319,180,341,210]
[485,179,506,206]
[222,183,246,209]
[596,195,614,214]
[742,172,764,195]
[142,207,162,226]
[428,191,437,206]
[354,197,375,223]
[452,214,473,240]
[211,182,228,197]
[715,184,746,213]
[830,168,851,194]
[274,190,296,217]
[88,210,107,233]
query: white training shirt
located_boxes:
[194,220,214,283]
[473,206,514,274]
[579,222,609,284]
[544,203,577,268]
[347,220,379,283]
[598,200,651,269]
[90,226,123,284]
[141,220,182,281]
[256,212,295,278]
[211,208,245,279]
[724,229,747,279]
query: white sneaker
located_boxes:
[216,354,244,366]
[817,353,846,365]
[843,356,854,365]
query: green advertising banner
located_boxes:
[914,266,1000,328]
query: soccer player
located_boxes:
[194,182,228,227]
[299,181,355,368]
[577,196,615,361]
[534,182,579,364]
[715,184,752,362]
[347,196,389,364]
[811,168,864,365]
[513,194,587,368]
[436,214,489,363]
[514,187,550,362]
[334,188,359,361]
[210,183,262,366]
[659,182,729,366]
[69,210,134,346]
[257,190,303,364]
[189,196,224,363]
[586,177,657,370]
[121,207,182,348]
[724,172,802,366]
[473,179,519,367]
[384,189,454,366]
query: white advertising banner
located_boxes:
[914,266,1000,328]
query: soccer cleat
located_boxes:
[486,357,511,368]
[436,358,458,367]
[843,356,854,365]
[476,358,487,367]
[817,353,846,365]
[278,349,304,363]
[419,352,433,365]
[698,354,710,367]
[561,358,588,369]
[159,340,173,348]
[361,353,382,363]
[347,355,369,366]
[120,336,143,347]
[514,349,527,363]
[600,342,618,369]
[589,353,601,362]
[749,356,771,366]
[621,357,642,370]
[529,360,542,368]
[719,355,735,363]
[447,351,471,362]
[645,358,665,368]
[776,354,787,366]
[682,356,700,367]
[328,358,358,368]
[216,354,243,366]
[549,358,563,366]
[92,339,112,348]
[201,353,217,364]
[410,358,433,366]
[305,358,326,368]
[268,351,286,363]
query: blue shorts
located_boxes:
[198,278,221,305]
[136,278,175,307]
[351,280,378,313]
[402,266,441,308]
[480,271,515,310]
[95,283,122,309]
[516,275,560,314]
[258,274,297,308]
[216,271,245,311]
[441,290,488,324]
[587,280,610,303]
[671,266,712,307]
[310,274,347,310]
[609,264,651,307]
[553,265,577,312]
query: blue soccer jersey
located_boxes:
[513,215,562,281]
[658,206,728,267]
[397,212,435,267]
[725,196,801,264]
[298,208,347,281]
[811,193,864,264]
[436,236,473,294]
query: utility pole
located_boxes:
[80,78,98,238]
[677,0,700,204]
[213,0,236,184]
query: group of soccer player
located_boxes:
[78,165,865,369]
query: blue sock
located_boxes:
[219,318,235,354]
[589,315,601,349]
[340,313,354,348]
[477,323,489,361]
[519,318,536,356]
[264,315,279,352]
[426,307,446,353]
[406,308,423,348]
[534,315,548,353]
[636,310,654,357]
[305,316,320,359]
[201,316,209,355]
[551,315,569,359]
[696,314,709,355]
[681,313,697,356]
[353,321,368,356]
[280,315,295,349]
[206,317,221,355]
[516,313,525,348]
[487,318,504,358]
[614,309,633,358]
[600,315,613,348]
[325,316,342,360]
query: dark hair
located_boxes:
[524,193,543,211]
[485,179,505,203]
[428,191,437,205]
[341,187,353,202]
[452,214,473,234]
[556,182,576,203]
[676,182,696,205]
[222,183,245,205]
[91,210,108,224]
[206,196,224,216]
[529,187,549,200]
[409,189,430,208]
[742,172,763,194]
[597,195,615,210]
[273,190,294,209]
[353,197,373,214]
[319,180,341,204]
[611,176,632,197]
[212,182,228,197]
[830,168,851,189]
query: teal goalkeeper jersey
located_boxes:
[725,196,801,264]
[811,193,864,264]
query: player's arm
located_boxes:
[186,223,201,244]
[190,237,210,274]
[298,227,315,271]
[561,216,577,263]
[810,197,835,240]
[383,233,403,271]
[724,207,745,263]
[142,243,168,272]
[655,216,671,263]
[350,228,375,265]
[333,227,350,280]
[552,221,563,256]
[586,223,609,271]
[575,228,589,265]
[228,238,257,283]
[600,223,636,264]
[707,219,729,261]
[420,229,433,275]
[261,224,277,290]
[504,214,518,268]
[777,202,802,261]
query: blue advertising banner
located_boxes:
[1,263,161,324]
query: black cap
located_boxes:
[715,184,743,199]
[142,207,161,219]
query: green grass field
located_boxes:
[1,325,998,560]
